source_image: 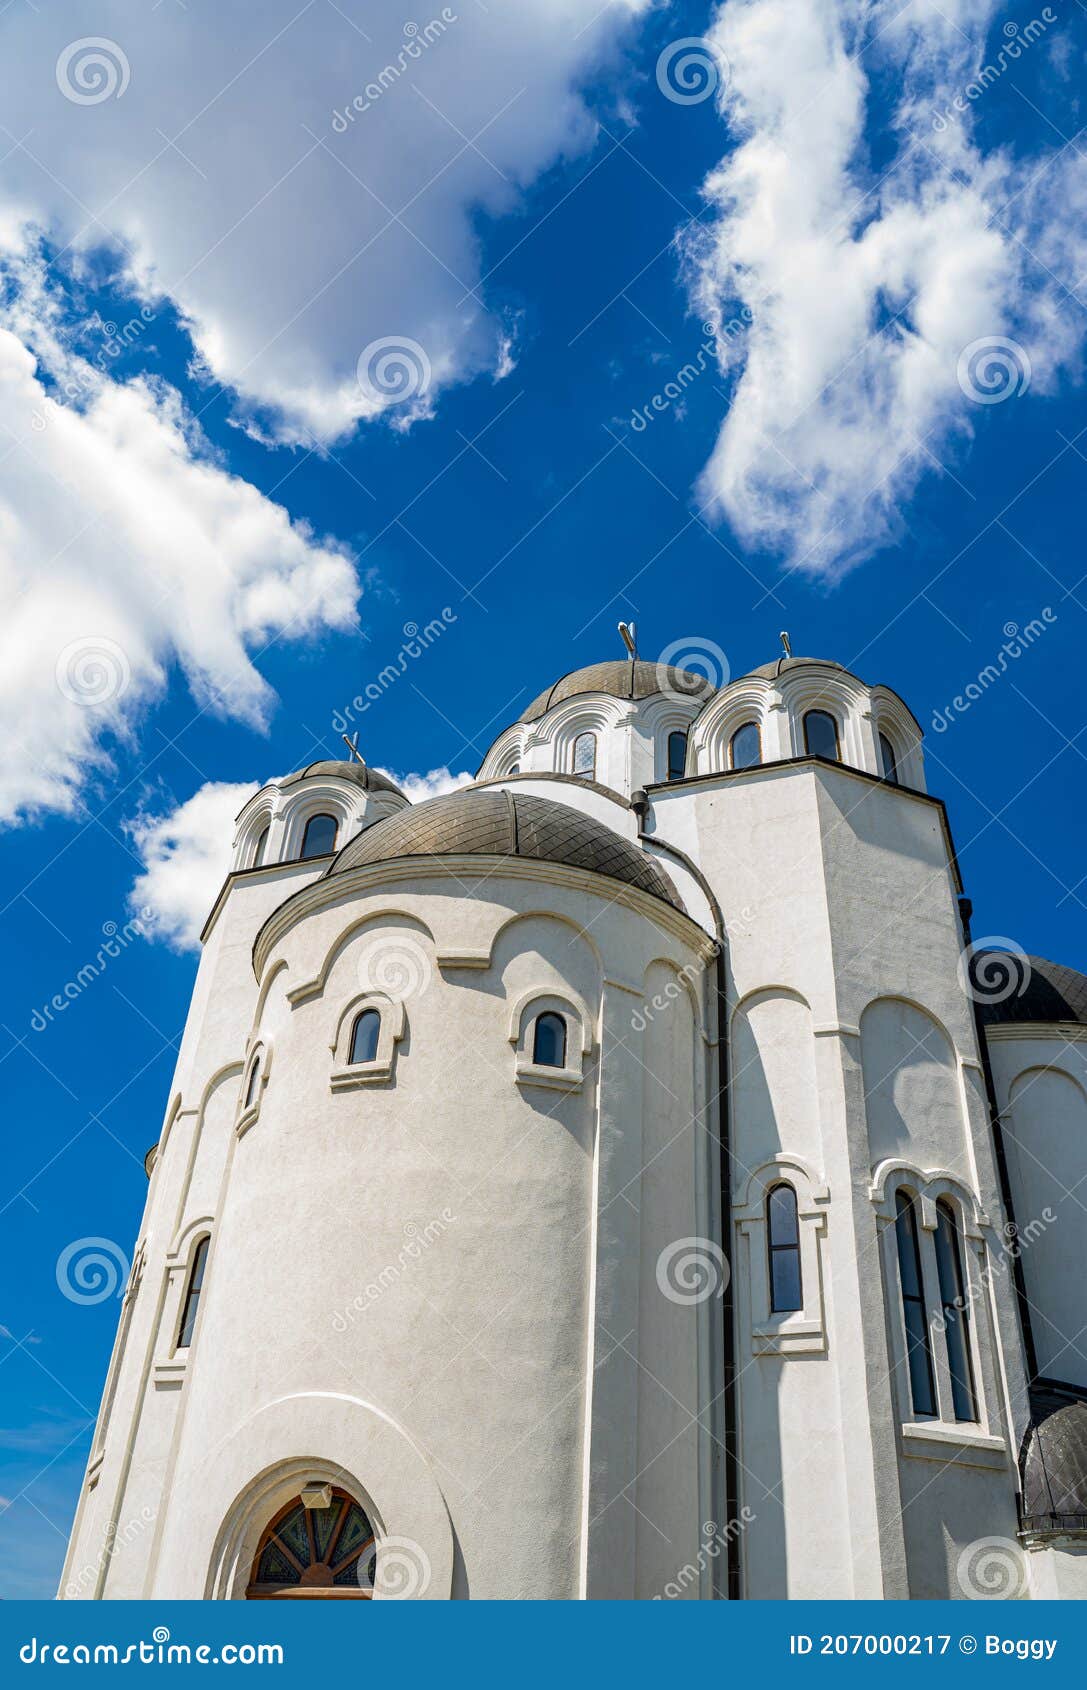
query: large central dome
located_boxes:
[329,788,682,909]
[519,659,716,723]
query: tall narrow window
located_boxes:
[301,813,338,859]
[177,1236,210,1349]
[572,733,596,781]
[803,709,839,762]
[244,1055,261,1110]
[894,1192,937,1417]
[667,731,688,781]
[533,1012,567,1069]
[253,825,270,868]
[878,733,899,785]
[349,1008,381,1066]
[767,1184,802,1312]
[729,721,761,770]
[934,1201,979,1423]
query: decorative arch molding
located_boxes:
[166,1213,215,1267]
[858,991,961,1062]
[731,982,814,1025]
[527,694,628,745]
[198,1394,454,1601]
[283,911,438,1007]
[639,954,714,1043]
[156,1090,185,1159]
[279,783,360,863]
[477,724,526,781]
[776,669,869,765]
[1007,1061,1087,1113]
[235,799,278,871]
[330,991,406,1089]
[868,1159,989,1237]
[236,1039,272,1139]
[735,1153,829,1218]
[507,984,595,1057]
[870,686,925,791]
[439,905,608,979]
[689,678,778,774]
[734,1154,830,1356]
[252,959,290,1036]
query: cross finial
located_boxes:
[779,630,791,658]
[341,732,366,767]
[618,621,637,660]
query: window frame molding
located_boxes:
[236,1040,272,1138]
[152,1218,215,1391]
[508,987,593,1093]
[330,991,405,1090]
[729,719,763,771]
[733,1156,829,1355]
[870,1161,1006,1460]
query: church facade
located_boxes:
[60,654,1087,1600]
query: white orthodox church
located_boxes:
[61,648,1087,1601]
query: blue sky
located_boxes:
[2,0,1086,1597]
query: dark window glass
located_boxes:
[244,1056,261,1110]
[533,1012,567,1069]
[509,763,520,776]
[253,825,270,868]
[730,722,761,770]
[803,710,839,761]
[934,1201,979,1423]
[177,1236,210,1349]
[667,731,688,781]
[301,813,338,859]
[349,1008,381,1066]
[767,1183,802,1312]
[895,1192,937,1417]
[572,733,596,780]
[247,1487,376,1598]
[879,733,899,785]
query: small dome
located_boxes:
[280,760,405,799]
[520,659,716,723]
[742,656,849,683]
[328,788,682,910]
[978,956,1087,1028]
[1021,1396,1087,1533]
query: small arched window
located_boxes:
[934,1200,978,1423]
[253,825,270,868]
[509,763,520,776]
[572,733,596,781]
[667,731,688,781]
[894,1191,936,1417]
[730,721,761,770]
[247,1488,376,1599]
[301,813,338,859]
[878,732,899,785]
[349,1008,381,1066]
[533,1012,567,1069]
[803,709,839,762]
[767,1184,802,1312]
[177,1235,210,1350]
[244,1055,261,1111]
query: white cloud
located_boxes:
[127,781,257,951]
[0,246,359,823]
[687,0,1087,575]
[0,1,651,443]
[378,765,474,803]
[130,768,473,949]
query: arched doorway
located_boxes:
[246,1487,376,1598]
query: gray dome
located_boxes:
[1021,1397,1087,1533]
[978,956,1087,1028]
[280,760,405,799]
[328,788,682,910]
[743,656,850,682]
[520,659,716,723]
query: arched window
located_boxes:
[572,732,596,781]
[667,731,688,781]
[766,1184,802,1312]
[894,1191,936,1417]
[253,825,270,868]
[934,1200,978,1422]
[348,1008,381,1066]
[509,763,520,776]
[300,813,338,859]
[243,1055,261,1111]
[533,1012,567,1069]
[177,1236,210,1349]
[878,732,899,785]
[730,721,761,770]
[247,1488,376,1599]
[803,709,839,762]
